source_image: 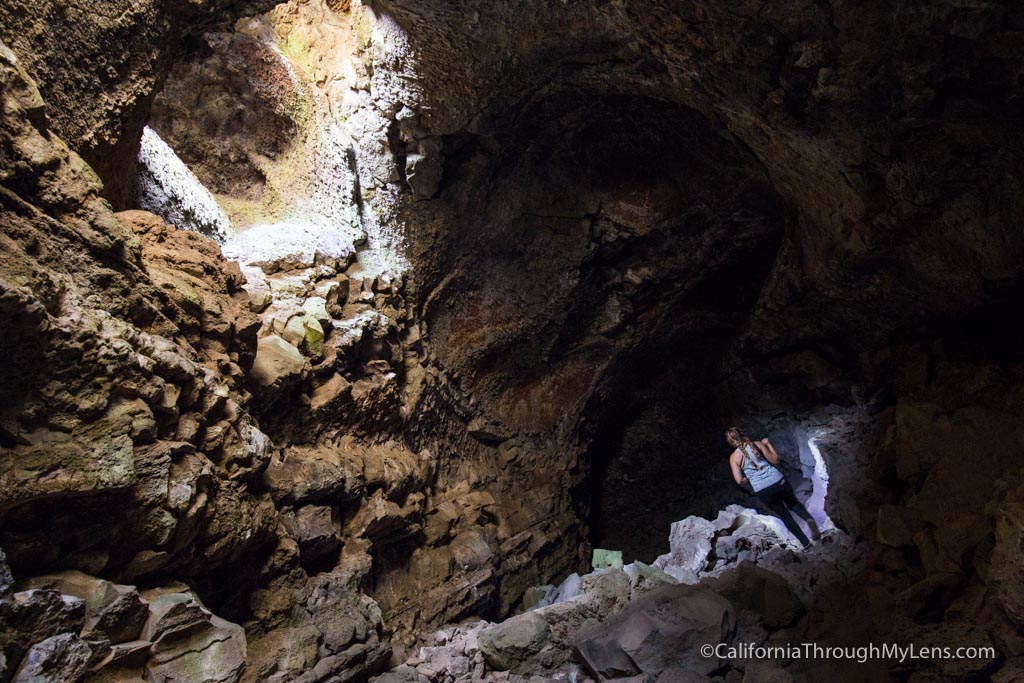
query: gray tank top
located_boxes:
[739,442,783,492]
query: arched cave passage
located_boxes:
[417,89,796,564]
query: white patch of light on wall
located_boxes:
[136,126,232,242]
[806,433,835,531]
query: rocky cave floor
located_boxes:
[2,0,1024,682]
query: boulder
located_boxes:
[592,549,624,570]
[146,614,246,683]
[20,571,148,645]
[11,633,92,683]
[250,335,306,389]
[141,591,246,683]
[477,611,550,671]
[283,313,324,356]
[653,517,716,575]
[573,584,735,679]
[551,573,583,604]
[623,562,679,598]
[704,563,804,629]
[450,528,494,570]
[522,585,555,611]
[579,568,631,615]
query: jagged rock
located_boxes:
[3,1,1024,681]
[281,505,341,562]
[310,373,353,412]
[653,517,717,575]
[20,571,148,645]
[623,562,678,598]
[704,563,804,630]
[263,445,364,506]
[250,334,307,389]
[11,633,92,683]
[283,313,325,356]
[477,611,550,671]
[142,590,247,683]
[0,590,86,655]
[987,479,1024,628]
[222,223,357,275]
[550,573,582,604]
[244,573,390,683]
[573,584,735,679]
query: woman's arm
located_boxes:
[758,439,781,465]
[729,451,748,485]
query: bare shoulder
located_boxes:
[728,448,741,462]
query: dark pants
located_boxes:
[756,479,815,547]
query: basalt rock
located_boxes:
[0,0,279,207]
[2,0,1024,682]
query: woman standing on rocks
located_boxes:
[726,427,821,548]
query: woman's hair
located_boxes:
[726,427,764,468]
[725,427,748,448]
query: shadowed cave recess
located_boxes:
[1,1,1023,682]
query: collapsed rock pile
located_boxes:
[0,564,246,683]
[376,506,818,683]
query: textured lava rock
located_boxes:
[2,1,1024,682]
[573,583,735,679]
[0,0,279,207]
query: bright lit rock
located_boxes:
[135,126,232,241]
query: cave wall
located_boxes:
[0,0,1023,681]
[374,0,1024,560]
[0,0,281,209]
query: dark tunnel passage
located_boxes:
[418,90,799,563]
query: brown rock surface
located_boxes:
[1,0,1023,681]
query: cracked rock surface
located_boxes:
[1,1,1023,682]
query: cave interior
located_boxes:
[0,1,1023,682]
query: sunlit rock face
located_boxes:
[1,0,1024,682]
[136,126,234,241]
[149,1,407,279]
